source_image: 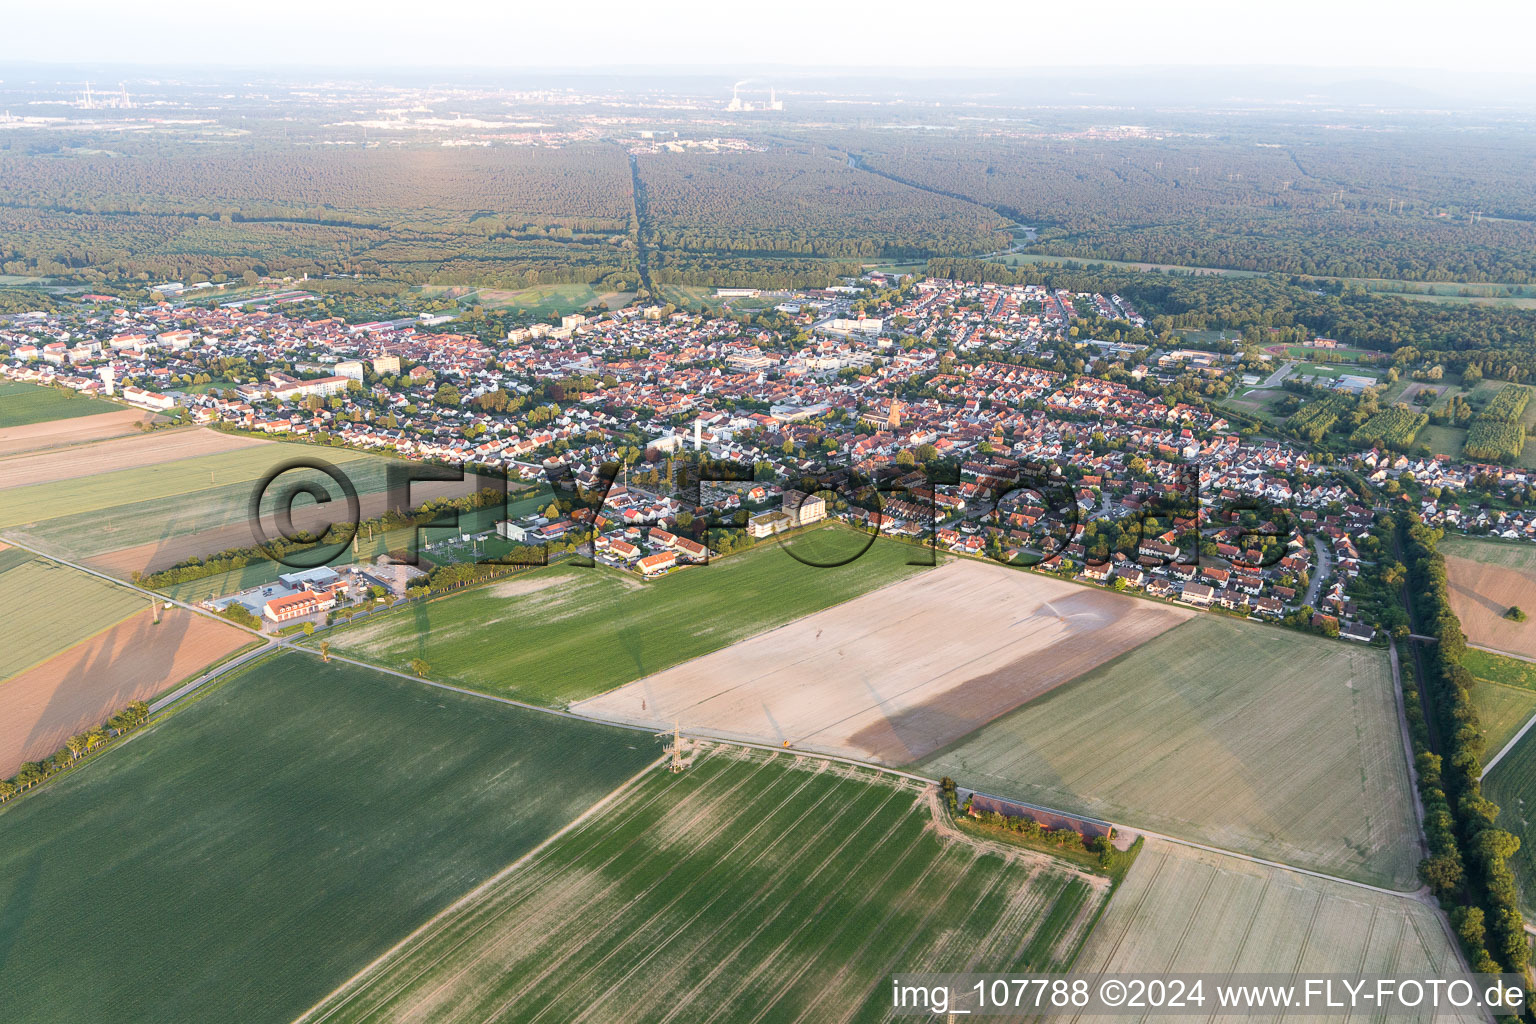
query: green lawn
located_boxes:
[0,380,122,428]
[1417,423,1467,459]
[461,282,607,317]
[915,615,1420,889]
[0,651,658,1024]
[319,528,931,706]
[0,553,146,681]
[300,747,1108,1024]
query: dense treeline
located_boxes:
[1348,405,1428,448]
[925,258,1536,383]
[638,149,1007,260]
[857,131,1536,281]
[1286,394,1351,444]
[1399,512,1530,974]
[0,700,150,804]
[135,487,509,588]
[1463,384,1531,462]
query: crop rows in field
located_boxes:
[1486,731,1536,920]
[1070,840,1476,1023]
[917,615,1420,889]
[301,747,1108,1024]
[0,553,145,681]
[0,651,658,1024]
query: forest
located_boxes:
[926,257,1536,384]
[637,148,1009,260]
[853,129,1536,282]
[0,144,638,287]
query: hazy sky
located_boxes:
[4,0,1534,74]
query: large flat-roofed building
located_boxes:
[781,489,826,527]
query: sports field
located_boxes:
[1442,539,1536,660]
[320,531,931,706]
[0,651,658,1024]
[0,605,252,776]
[0,379,122,428]
[576,559,1191,763]
[298,747,1109,1024]
[0,551,146,681]
[1072,840,1475,1021]
[916,615,1420,889]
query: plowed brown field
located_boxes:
[0,408,154,457]
[0,606,252,775]
[1446,555,1536,660]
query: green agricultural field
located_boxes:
[1470,678,1536,759]
[1441,535,1536,574]
[0,552,145,681]
[1076,839,1475,1000]
[1485,733,1536,919]
[466,282,607,316]
[299,747,1109,1024]
[0,380,122,428]
[917,615,1420,889]
[318,528,930,706]
[0,440,378,531]
[0,651,658,1024]
[1466,647,1536,690]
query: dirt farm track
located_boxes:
[575,559,1192,764]
[1445,555,1536,660]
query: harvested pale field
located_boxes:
[1445,555,1536,660]
[0,427,266,489]
[0,553,146,682]
[299,746,1109,1024]
[917,615,1421,889]
[0,408,154,456]
[0,606,252,776]
[575,559,1191,764]
[1070,839,1475,1024]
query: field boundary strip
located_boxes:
[289,753,670,1024]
